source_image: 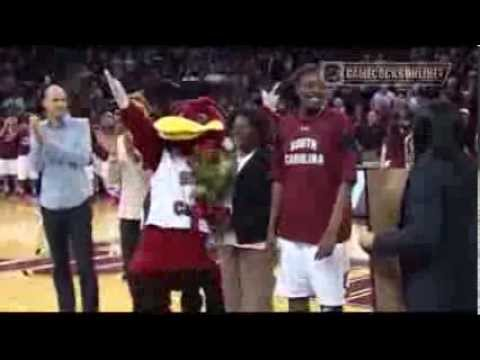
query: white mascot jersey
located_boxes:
[145,148,209,234]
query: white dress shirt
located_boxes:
[107,135,148,220]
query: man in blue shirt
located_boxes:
[30,84,98,312]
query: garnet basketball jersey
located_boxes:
[273,108,356,245]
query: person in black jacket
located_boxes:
[217,107,274,312]
[361,100,477,312]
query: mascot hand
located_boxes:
[261,82,281,112]
[104,69,129,110]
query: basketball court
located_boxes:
[0,194,372,312]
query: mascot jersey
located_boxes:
[147,148,209,233]
[120,102,214,274]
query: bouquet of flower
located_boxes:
[191,137,235,232]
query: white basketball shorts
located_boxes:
[275,237,348,306]
[0,159,18,176]
[17,155,38,180]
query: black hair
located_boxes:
[230,106,271,148]
[278,63,320,110]
[412,101,465,162]
[412,110,433,160]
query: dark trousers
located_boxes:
[138,268,225,314]
[119,219,144,312]
[41,201,99,312]
[181,267,225,313]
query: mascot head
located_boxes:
[153,96,226,151]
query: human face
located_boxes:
[43,85,68,119]
[354,104,363,120]
[333,97,344,109]
[367,111,378,126]
[101,111,115,128]
[232,114,258,154]
[296,70,326,112]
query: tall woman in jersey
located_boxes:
[264,64,357,312]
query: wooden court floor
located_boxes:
[0,195,371,312]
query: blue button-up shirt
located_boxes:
[30,114,92,210]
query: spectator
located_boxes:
[0,116,19,194]
[407,84,422,113]
[392,88,408,114]
[371,84,395,121]
[16,114,39,197]
[355,110,386,162]
[0,45,477,175]
[89,79,105,116]
[351,103,365,126]
[380,109,412,169]
[106,129,149,311]
[332,97,345,114]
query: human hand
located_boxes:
[380,160,391,169]
[261,82,281,112]
[104,69,129,110]
[359,231,375,254]
[314,230,337,260]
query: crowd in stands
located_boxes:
[0,46,478,197]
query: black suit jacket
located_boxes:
[231,148,272,245]
[373,151,477,312]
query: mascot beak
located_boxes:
[154,116,224,141]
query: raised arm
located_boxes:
[105,69,163,171]
[260,82,282,124]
